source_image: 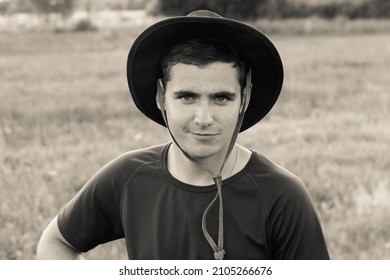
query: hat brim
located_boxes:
[127,16,283,132]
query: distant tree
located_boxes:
[149,0,291,19]
[30,0,74,17]
[7,0,74,16]
[6,0,35,13]
[127,0,148,10]
[150,0,252,19]
[0,0,11,14]
[257,0,288,19]
[151,0,390,19]
[358,0,390,18]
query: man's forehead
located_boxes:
[166,62,241,92]
[168,62,240,80]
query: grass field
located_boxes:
[1,22,389,260]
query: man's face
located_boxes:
[162,62,242,160]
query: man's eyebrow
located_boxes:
[210,92,237,98]
[173,91,238,98]
[173,90,200,97]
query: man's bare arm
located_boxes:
[37,215,84,260]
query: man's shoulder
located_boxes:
[244,151,316,213]
[109,143,167,169]
[96,143,167,180]
[246,151,307,197]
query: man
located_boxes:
[37,10,329,260]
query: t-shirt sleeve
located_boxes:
[265,172,330,260]
[57,156,126,253]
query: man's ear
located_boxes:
[156,79,165,111]
[241,69,252,114]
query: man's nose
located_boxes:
[194,103,213,127]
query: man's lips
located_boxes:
[188,130,221,136]
[190,132,220,136]
[188,132,221,140]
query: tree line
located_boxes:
[3,0,390,19]
[150,0,390,19]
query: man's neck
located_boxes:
[167,143,242,186]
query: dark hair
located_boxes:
[160,38,247,89]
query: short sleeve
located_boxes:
[266,175,330,260]
[57,157,126,252]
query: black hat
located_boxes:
[127,10,283,132]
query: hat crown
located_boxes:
[187,10,222,18]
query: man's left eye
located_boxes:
[214,96,228,103]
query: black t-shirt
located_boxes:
[58,143,329,259]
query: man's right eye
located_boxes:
[176,95,197,103]
[173,91,198,103]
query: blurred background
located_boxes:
[0,0,389,260]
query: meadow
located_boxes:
[0,20,389,260]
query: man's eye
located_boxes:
[214,96,228,103]
[182,96,194,101]
[215,96,227,102]
[178,95,198,103]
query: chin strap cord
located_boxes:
[156,70,252,260]
[201,175,225,260]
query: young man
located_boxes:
[37,10,329,260]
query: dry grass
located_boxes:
[0,22,389,259]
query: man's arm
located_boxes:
[37,215,84,260]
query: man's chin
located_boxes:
[183,146,220,160]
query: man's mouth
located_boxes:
[192,133,219,136]
[190,132,220,139]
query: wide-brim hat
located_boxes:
[127,10,283,132]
